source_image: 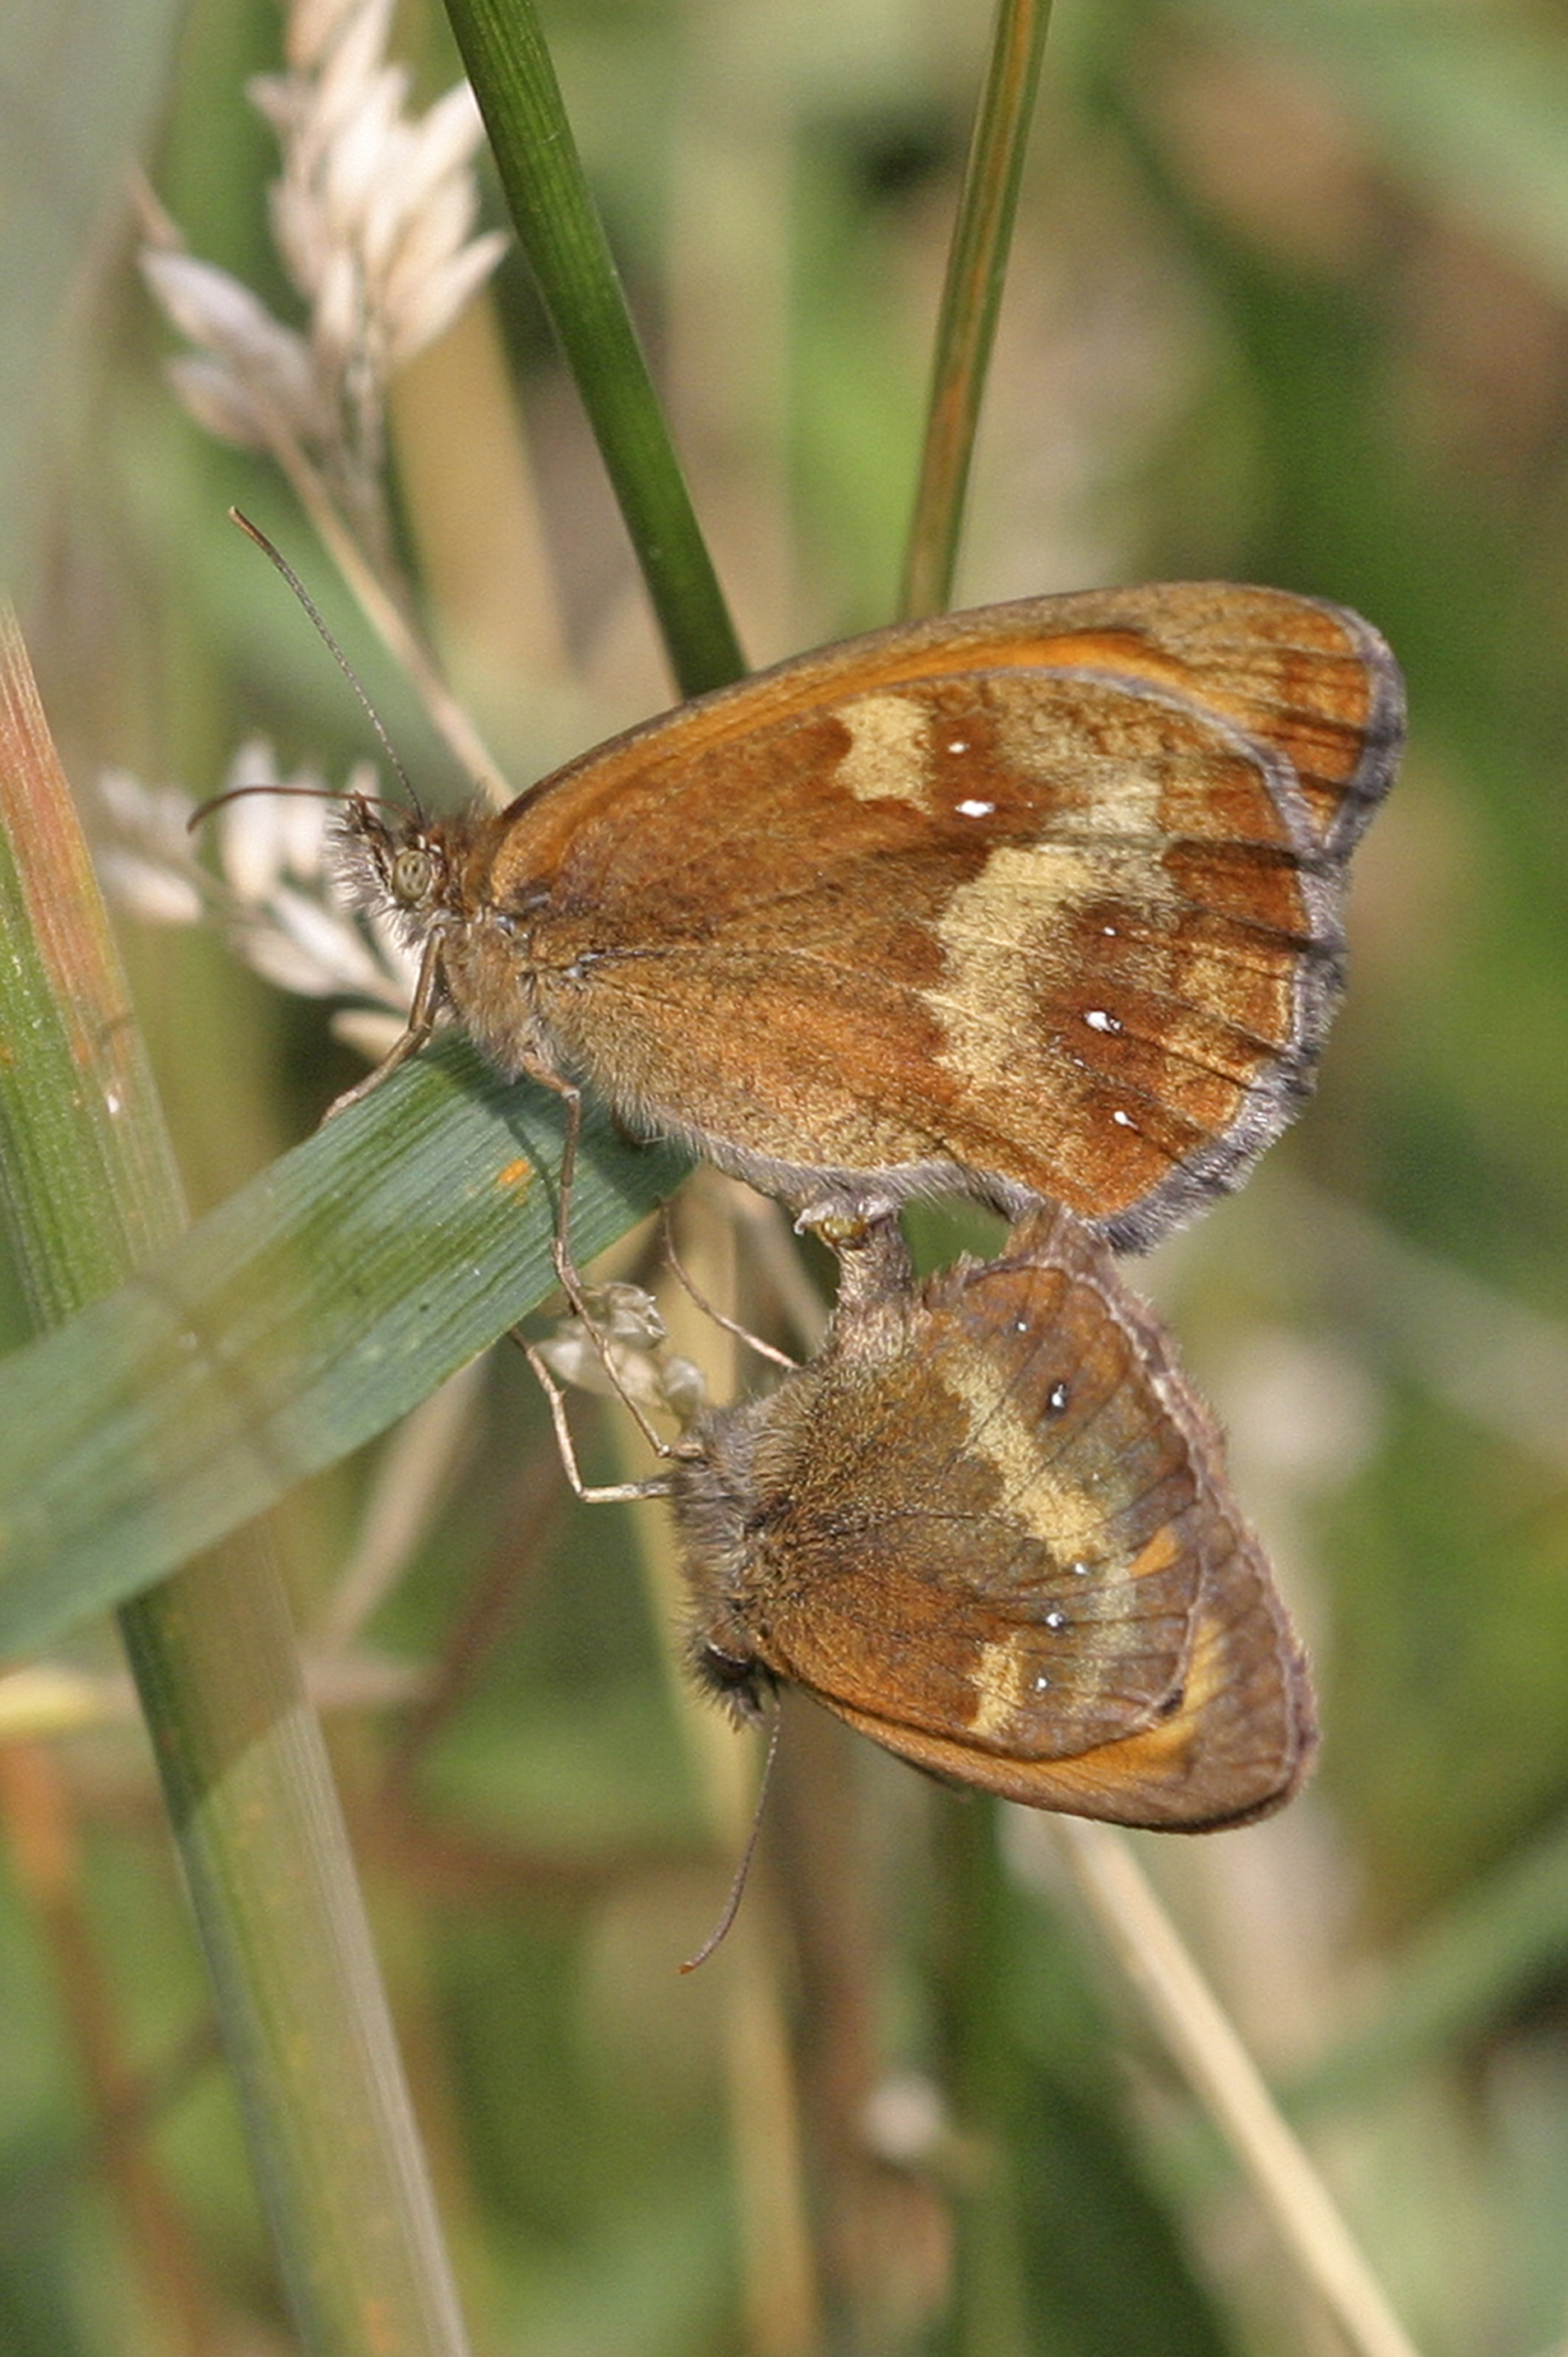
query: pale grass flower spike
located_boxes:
[534,1285,708,1427]
[122,0,511,1040]
[141,0,505,517]
[96,744,415,1060]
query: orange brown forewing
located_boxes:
[339,582,1403,1248]
[668,1206,1315,1829]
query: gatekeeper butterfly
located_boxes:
[335,581,1401,1248]
[668,1206,1314,1828]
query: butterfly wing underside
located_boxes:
[678,1208,1314,1829]
[499,586,1403,1244]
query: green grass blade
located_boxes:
[441,0,746,694]
[0,1042,687,1657]
[1,610,474,2353]
[901,0,1055,619]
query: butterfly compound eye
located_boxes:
[390,845,438,906]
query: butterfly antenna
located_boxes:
[186,779,418,832]
[229,507,427,825]
[678,1713,782,1973]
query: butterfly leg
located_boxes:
[511,1053,594,1313]
[515,1335,675,1503]
[514,1054,696,1456]
[322,931,447,1118]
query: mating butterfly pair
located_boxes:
[338,581,1402,1827]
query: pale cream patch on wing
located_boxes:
[969,1633,1046,1741]
[961,1503,1195,1748]
[937,1341,1191,1736]
[923,700,1206,1094]
[937,1337,1118,1560]
[923,843,1099,1081]
[835,692,929,807]
[994,703,1182,840]
[1173,1586,1231,1712]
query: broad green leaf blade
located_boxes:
[0,1040,688,1657]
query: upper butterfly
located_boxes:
[336,583,1403,1249]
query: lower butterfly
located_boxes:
[641,1205,1312,1831]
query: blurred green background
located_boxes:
[5,0,1568,2351]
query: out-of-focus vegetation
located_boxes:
[4,0,1568,2351]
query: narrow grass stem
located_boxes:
[901,0,1055,618]
[0,610,471,2355]
[1056,1818,1424,2357]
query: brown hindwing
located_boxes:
[673,1206,1316,1829]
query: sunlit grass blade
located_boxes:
[0,609,474,2355]
[1056,1820,1424,2357]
